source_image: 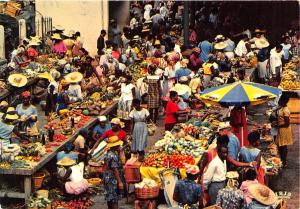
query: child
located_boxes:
[165,91,179,131]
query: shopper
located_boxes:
[165,91,180,131]
[276,95,293,168]
[173,164,203,208]
[97,30,107,55]
[203,144,228,205]
[144,64,161,123]
[16,91,38,129]
[92,116,111,142]
[129,99,149,161]
[103,137,126,209]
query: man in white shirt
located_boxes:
[269,45,284,81]
[203,145,228,205]
[235,34,249,57]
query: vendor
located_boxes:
[175,59,193,81]
[173,164,203,208]
[12,46,30,69]
[230,106,249,147]
[46,69,61,115]
[27,40,40,61]
[165,91,180,131]
[0,107,23,146]
[52,33,67,55]
[91,118,127,153]
[103,136,126,209]
[65,72,84,103]
[57,156,89,195]
[203,144,228,205]
[57,142,78,161]
[240,168,260,206]
[92,116,111,143]
[16,91,38,129]
[129,99,149,161]
[0,101,8,118]
[56,80,70,114]
[74,128,89,157]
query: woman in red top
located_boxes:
[165,91,179,131]
[91,118,127,152]
[230,106,249,147]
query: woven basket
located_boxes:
[135,186,159,199]
[32,172,45,189]
[124,165,141,183]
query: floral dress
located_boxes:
[103,150,126,202]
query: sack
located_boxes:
[147,121,157,136]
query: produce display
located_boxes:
[279,57,300,90]
[143,153,195,168]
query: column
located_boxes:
[19,19,26,44]
[0,26,4,59]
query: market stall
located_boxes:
[0,101,118,201]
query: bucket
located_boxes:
[32,172,45,189]
[36,189,49,198]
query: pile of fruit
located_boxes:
[143,153,195,168]
[53,198,94,209]
[279,58,300,90]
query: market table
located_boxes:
[0,101,118,201]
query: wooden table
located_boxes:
[0,101,118,201]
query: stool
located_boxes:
[134,199,156,209]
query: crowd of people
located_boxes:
[2,1,298,209]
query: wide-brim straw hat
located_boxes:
[214,42,228,50]
[218,121,231,132]
[215,34,225,41]
[255,39,270,49]
[248,184,277,206]
[28,40,41,46]
[133,35,141,40]
[226,171,239,179]
[98,115,107,122]
[254,29,266,34]
[57,157,76,166]
[154,40,161,46]
[55,25,65,31]
[65,72,83,83]
[0,101,8,107]
[38,72,54,82]
[171,84,191,96]
[30,36,42,43]
[51,33,62,40]
[107,136,123,148]
[5,107,19,120]
[111,118,125,128]
[8,74,28,87]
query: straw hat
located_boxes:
[255,39,270,49]
[214,42,228,50]
[226,171,239,179]
[218,121,231,131]
[0,101,8,107]
[185,164,199,175]
[154,40,161,46]
[30,36,42,43]
[55,25,65,31]
[38,72,54,82]
[107,136,123,148]
[254,29,266,34]
[248,184,277,206]
[133,35,141,41]
[63,30,75,38]
[57,157,76,166]
[51,33,62,40]
[98,115,107,122]
[28,40,41,46]
[8,74,28,87]
[65,72,83,83]
[171,83,191,96]
[111,118,125,128]
[5,107,19,120]
[215,34,225,41]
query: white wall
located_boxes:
[35,0,109,56]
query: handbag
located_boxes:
[147,120,157,136]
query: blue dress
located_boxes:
[93,123,112,139]
[0,121,14,146]
[239,147,260,163]
[199,40,213,62]
[103,150,126,202]
[56,92,69,113]
[16,104,38,128]
[174,179,202,205]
